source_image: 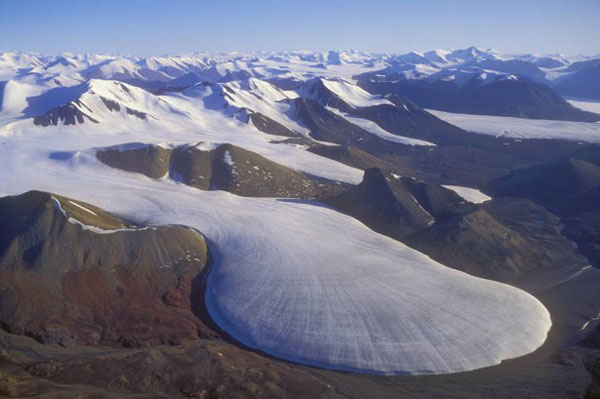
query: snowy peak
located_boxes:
[427,67,519,88]
[26,79,179,127]
[300,77,391,111]
[325,167,464,238]
[394,51,431,65]
[446,46,499,63]
[83,58,172,82]
[423,49,452,65]
[184,77,292,111]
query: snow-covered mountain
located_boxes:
[2,47,599,147]
[1,47,597,89]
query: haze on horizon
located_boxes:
[1,0,599,57]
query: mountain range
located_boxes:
[1,47,600,398]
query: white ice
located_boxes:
[442,185,492,204]
[428,109,600,143]
[567,98,600,115]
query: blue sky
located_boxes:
[1,0,598,56]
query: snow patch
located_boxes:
[67,200,98,216]
[223,150,234,166]
[442,185,492,204]
[319,78,392,108]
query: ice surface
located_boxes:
[442,185,492,204]
[429,109,600,143]
[567,98,600,114]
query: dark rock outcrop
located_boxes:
[488,157,600,217]
[351,95,469,145]
[325,168,462,238]
[586,351,600,399]
[358,77,600,122]
[553,64,600,100]
[248,111,297,137]
[97,142,346,198]
[33,101,99,127]
[488,147,600,267]
[291,98,389,149]
[96,143,171,179]
[0,191,212,347]
[405,198,588,283]
[172,143,347,198]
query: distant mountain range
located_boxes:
[1,47,599,127]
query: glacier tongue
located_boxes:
[204,200,551,375]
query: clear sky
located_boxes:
[1,0,598,56]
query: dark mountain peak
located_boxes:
[488,155,600,216]
[247,111,297,137]
[362,166,390,184]
[325,168,437,238]
[553,62,600,100]
[358,167,404,205]
[359,74,600,122]
[300,77,355,113]
[350,97,468,145]
[44,56,77,69]
[290,97,376,145]
[384,94,421,110]
[0,190,129,273]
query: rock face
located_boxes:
[98,142,346,198]
[206,144,346,198]
[325,168,462,238]
[553,63,600,100]
[309,145,394,171]
[33,101,99,127]
[405,198,588,283]
[300,77,356,112]
[586,351,600,399]
[351,95,469,145]
[488,157,600,217]
[292,98,387,148]
[358,76,600,122]
[488,147,600,267]
[248,111,297,137]
[0,190,211,347]
[96,143,171,178]
[325,169,587,283]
